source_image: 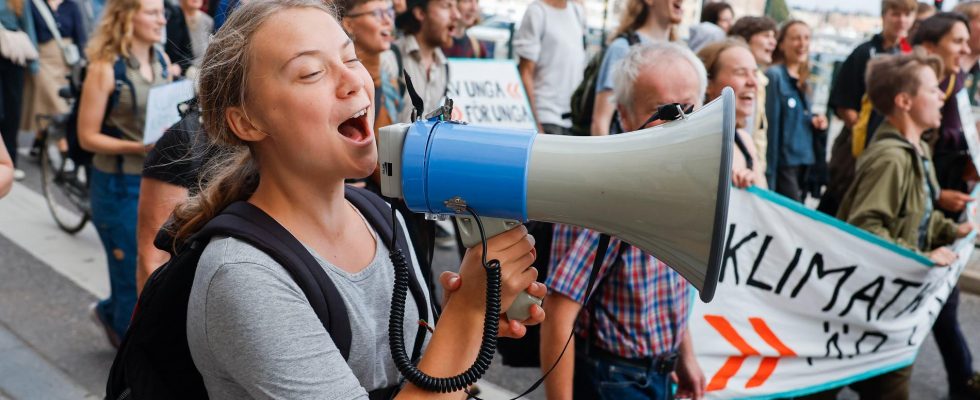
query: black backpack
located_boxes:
[66,50,169,169]
[105,186,429,400]
[567,32,640,136]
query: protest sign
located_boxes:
[446,59,536,130]
[691,187,975,399]
[957,89,980,174]
[143,80,195,145]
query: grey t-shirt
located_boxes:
[512,0,587,127]
[187,212,431,399]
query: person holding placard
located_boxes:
[76,0,170,347]
[911,12,980,400]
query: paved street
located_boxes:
[0,141,978,399]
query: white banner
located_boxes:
[692,187,975,399]
[446,59,536,130]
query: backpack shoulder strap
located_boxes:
[443,61,450,98]
[344,186,429,363]
[625,30,640,46]
[110,57,131,115]
[199,201,354,360]
[390,45,406,97]
[155,47,170,80]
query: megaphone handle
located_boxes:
[454,215,544,321]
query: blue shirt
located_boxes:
[31,0,86,49]
[765,64,815,180]
[594,33,651,95]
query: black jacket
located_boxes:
[165,4,194,74]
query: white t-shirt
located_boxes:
[513,0,587,127]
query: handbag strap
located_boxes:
[30,0,67,49]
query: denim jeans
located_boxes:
[573,347,674,400]
[90,169,141,338]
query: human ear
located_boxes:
[225,106,270,143]
[341,17,354,35]
[894,92,913,113]
[412,5,426,24]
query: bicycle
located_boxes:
[37,76,90,234]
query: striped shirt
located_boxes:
[546,224,691,359]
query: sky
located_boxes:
[787,0,960,14]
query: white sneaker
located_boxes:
[13,169,25,181]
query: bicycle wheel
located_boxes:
[39,130,90,234]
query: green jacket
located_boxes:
[837,122,958,253]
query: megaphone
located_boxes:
[379,87,735,313]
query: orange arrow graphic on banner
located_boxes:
[704,315,797,391]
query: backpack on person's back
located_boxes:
[105,186,429,400]
[567,32,640,136]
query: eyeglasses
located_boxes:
[346,6,396,21]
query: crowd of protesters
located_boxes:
[2,0,980,398]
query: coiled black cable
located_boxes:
[388,205,501,393]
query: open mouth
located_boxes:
[339,107,372,144]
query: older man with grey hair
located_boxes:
[612,41,708,134]
[540,41,708,400]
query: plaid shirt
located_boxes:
[546,224,691,359]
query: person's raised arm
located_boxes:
[77,61,148,155]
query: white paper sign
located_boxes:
[446,59,536,130]
[691,187,975,399]
[956,89,980,174]
[143,80,195,145]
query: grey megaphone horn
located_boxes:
[379,87,736,318]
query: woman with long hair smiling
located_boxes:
[765,20,828,201]
[77,0,170,347]
[175,0,545,397]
